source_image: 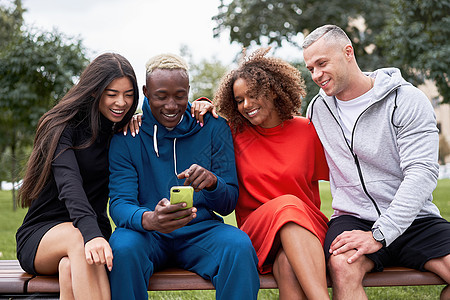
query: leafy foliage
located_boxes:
[190,58,228,101]
[0,0,23,42]
[180,45,229,102]
[213,0,391,71]
[212,0,392,107]
[378,0,450,102]
[0,0,88,208]
[291,62,320,114]
[213,0,449,103]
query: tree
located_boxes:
[378,0,450,103]
[212,0,449,103]
[213,0,392,71]
[0,0,89,209]
[212,0,393,108]
[0,0,23,41]
[190,58,229,101]
[290,62,320,114]
[180,45,229,101]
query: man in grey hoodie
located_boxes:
[303,24,450,299]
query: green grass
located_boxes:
[0,190,27,260]
[1,179,449,299]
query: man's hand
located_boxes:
[177,164,217,192]
[84,237,113,271]
[329,230,383,264]
[191,99,218,127]
[141,199,197,233]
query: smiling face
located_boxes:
[98,76,134,123]
[303,37,352,99]
[143,68,189,128]
[233,77,281,128]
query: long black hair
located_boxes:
[18,53,139,207]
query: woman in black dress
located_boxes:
[16,53,139,300]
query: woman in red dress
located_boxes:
[194,48,330,299]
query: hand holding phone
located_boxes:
[142,197,197,233]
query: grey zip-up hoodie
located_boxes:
[307,67,441,246]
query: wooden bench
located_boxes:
[0,260,446,297]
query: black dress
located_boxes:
[16,114,114,275]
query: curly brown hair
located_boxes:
[214,48,306,132]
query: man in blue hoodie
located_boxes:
[303,25,450,299]
[107,53,259,300]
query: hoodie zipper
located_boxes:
[320,98,382,216]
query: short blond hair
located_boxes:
[145,53,189,78]
[302,24,351,49]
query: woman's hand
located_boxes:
[121,114,142,137]
[191,98,218,127]
[84,237,113,271]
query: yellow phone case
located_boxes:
[170,186,194,209]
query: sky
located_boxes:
[19,0,303,97]
[20,0,238,92]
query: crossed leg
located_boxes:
[272,222,329,300]
[273,248,306,299]
[34,222,110,300]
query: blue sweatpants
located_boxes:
[109,220,260,300]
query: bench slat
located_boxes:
[27,276,60,293]
[361,267,446,287]
[0,260,446,294]
[0,277,30,294]
[149,269,213,291]
[0,261,33,294]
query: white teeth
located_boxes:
[164,113,177,117]
[321,80,329,86]
[248,109,259,116]
[111,109,124,114]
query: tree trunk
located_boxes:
[11,129,17,211]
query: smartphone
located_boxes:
[170,186,194,210]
